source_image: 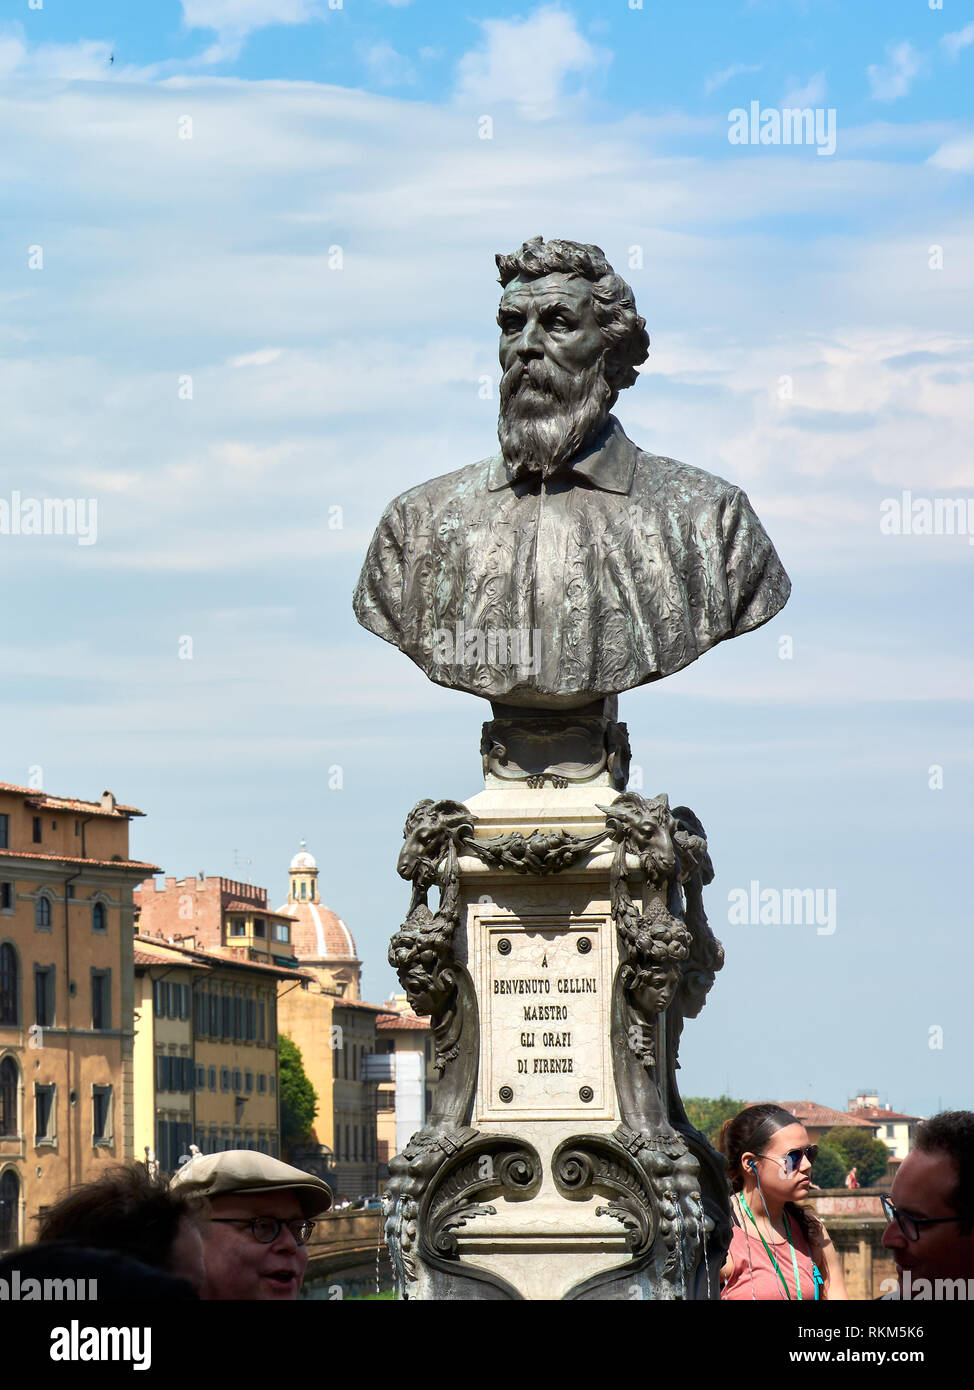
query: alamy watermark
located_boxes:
[880,492,974,544]
[880,1271,974,1300]
[728,880,837,936]
[1,1269,97,1300]
[431,621,541,672]
[728,101,837,157]
[0,492,98,545]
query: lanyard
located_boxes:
[739,1196,803,1300]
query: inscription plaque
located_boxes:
[478,917,613,1121]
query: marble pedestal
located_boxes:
[383,769,732,1301]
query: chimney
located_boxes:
[101,790,116,813]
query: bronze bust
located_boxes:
[354,237,790,709]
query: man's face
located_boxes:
[882,1149,974,1285]
[496,272,612,477]
[201,1191,310,1300]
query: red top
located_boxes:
[721,1212,820,1301]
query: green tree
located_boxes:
[683,1096,747,1148]
[279,1034,318,1155]
[823,1127,890,1187]
[811,1142,847,1190]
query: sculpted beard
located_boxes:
[498,351,613,480]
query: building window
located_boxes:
[887,1124,895,1139]
[220,1067,230,1092]
[0,1167,20,1251]
[0,883,12,913]
[229,918,245,937]
[92,901,108,933]
[300,882,306,900]
[195,1065,206,1091]
[0,815,8,850]
[74,820,81,837]
[34,1084,55,1144]
[32,817,42,845]
[258,1073,267,1094]
[0,945,19,1025]
[34,966,55,1028]
[91,970,111,1031]
[92,1086,113,1145]
[0,1057,19,1136]
[258,1002,265,1044]
[34,896,52,930]
[208,1066,216,1092]
[272,922,289,943]
[245,1069,253,1094]
[253,918,266,938]
[232,1069,242,1094]
[66,885,74,900]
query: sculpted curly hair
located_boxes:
[495,236,650,402]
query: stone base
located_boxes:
[384,779,731,1300]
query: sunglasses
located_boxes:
[754,1145,818,1175]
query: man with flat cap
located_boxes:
[171,1150,332,1300]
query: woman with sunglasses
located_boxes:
[717,1103,849,1300]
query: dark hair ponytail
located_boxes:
[717,1104,820,1247]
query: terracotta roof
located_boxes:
[0,849,160,872]
[333,998,388,1013]
[768,1101,881,1130]
[135,935,311,981]
[134,944,208,970]
[847,1107,923,1123]
[0,782,144,817]
[377,1011,430,1031]
[224,900,293,920]
[276,897,359,962]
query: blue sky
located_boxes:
[1,0,972,1121]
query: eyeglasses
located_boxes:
[754,1146,818,1175]
[210,1217,316,1245]
[880,1195,961,1243]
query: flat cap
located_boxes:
[170,1150,333,1216]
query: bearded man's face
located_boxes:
[497,272,613,480]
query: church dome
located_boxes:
[281,901,359,963]
[290,843,317,871]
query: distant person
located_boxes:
[880,1110,974,1298]
[170,1150,332,1300]
[718,1104,848,1300]
[36,1163,206,1292]
[845,1166,859,1189]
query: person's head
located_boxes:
[170,1150,332,1300]
[36,1164,206,1291]
[882,1110,974,1286]
[494,236,649,480]
[719,1104,816,1210]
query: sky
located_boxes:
[1,0,972,1122]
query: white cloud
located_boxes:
[361,41,416,88]
[180,0,324,61]
[0,26,137,81]
[941,22,974,61]
[782,70,826,107]
[703,62,762,95]
[929,134,974,171]
[230,348,283,367]
[454,4,609,119]
[867,40,924,102]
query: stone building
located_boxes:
[847,1092,923,1167]
[0,782,156,1251]
[373,996,430,1178]
[135,873,298,971]
[132,935,305,1171]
